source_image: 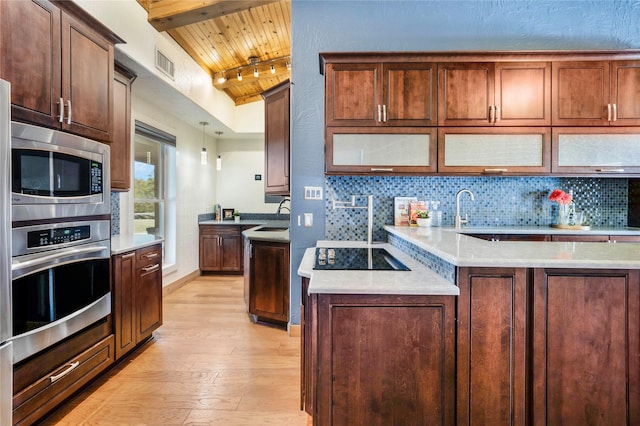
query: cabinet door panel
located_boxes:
[438,63,494,126]
[264,82,290,195]
[438,127,551,174]
[61,12,113,141]
[136,264,162,342]
[0,0,61,128]
[553,61,609,126]
[384,63,436,126]
[611,60,640,125]
[199,235,221,270]
[113,252,135,360]
[457,268,527,426]
[532,269,640,426]
[325,63,378,126]
[220,235,242,271]
[552,127,640,175]
[496,62,551,126]
[249,242,289,322]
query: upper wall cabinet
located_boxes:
[324,61,437,127]
[262,80,290,195]
[552,60,640,126]
[438,62,551,127]
[0,0,124,142]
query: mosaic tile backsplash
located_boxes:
[110,192,120,235]
[325,176,628,242]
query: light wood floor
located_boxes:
[42,275,310,425]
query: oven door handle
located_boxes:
[12,245,109,271]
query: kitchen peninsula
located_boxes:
[298,228,640,425]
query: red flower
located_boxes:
[549,189,572,205]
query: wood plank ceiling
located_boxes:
[137,0,291,105]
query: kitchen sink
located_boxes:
[255,227,289,232]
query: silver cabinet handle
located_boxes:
[595,168,625,173]
[142,263,160,273]
[613,103,617,121]
[382,104,387,122]
[50,361,79,383]
[483,168,508,173]
[495,105,500,122]
[66,99,72,124]
[143,252,159,259]
[57,97,64,123]
[370,167,393,172]
[607,103,612,121]
[489,105,495,123]
[377,104,382,122]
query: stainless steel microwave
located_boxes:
[10,122,110,222]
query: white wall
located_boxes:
[215,137,280,214]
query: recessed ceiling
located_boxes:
[137,0,291,106]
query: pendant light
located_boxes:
[214,131,224,171]
[199,121,208,165]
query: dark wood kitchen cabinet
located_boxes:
[0,0,123,142]
[13,319,114,426]
[247,239,290,325]
[262,80,290,195]
[323,59,437,127]
[438,61,551,126]
[112,243,163,360]
[313,293,455,425]
[111,64,136,191]
[456,267,528,425]
[199,225,244,273]
[552,60,640,126]
[531,268,640,425]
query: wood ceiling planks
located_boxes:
[138,0,291,105]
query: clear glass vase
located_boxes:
[557,204,571,225]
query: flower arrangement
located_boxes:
[548,189,572,205]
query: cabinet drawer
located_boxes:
[13,335,114,425]
[136,243,162,268]
[199,225,242,236]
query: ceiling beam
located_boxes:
[147,0,280,32]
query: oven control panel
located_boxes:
[27,225,91,248]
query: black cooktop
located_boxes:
[313,247,410,271]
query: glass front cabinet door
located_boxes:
[325,127,437,174]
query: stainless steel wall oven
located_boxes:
[11,220,111,363]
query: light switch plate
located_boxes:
[304,213,313,227]
[304,186,323,200]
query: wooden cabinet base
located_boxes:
[314,294,455,425]
[13,329,114,426]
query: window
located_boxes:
[133,121,176,267]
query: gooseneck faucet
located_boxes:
[276,198,290,218]
[333,195,373,245]
[455,189,475,229]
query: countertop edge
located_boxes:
[111,235,164,255]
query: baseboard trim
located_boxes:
[162,269,200,297]
[288,324,301,338]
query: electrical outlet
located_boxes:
[304,186,323,200]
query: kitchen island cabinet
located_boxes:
[531,268,640,425]
[381,226,640,425]
[112,242,163,360]
[246,239,290,325]
[0,0,123,142]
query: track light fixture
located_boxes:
[213,55,292,84]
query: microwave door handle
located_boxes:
[12,245,109,271]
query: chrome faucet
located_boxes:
[455,189,475,229]
[276,198,290,218]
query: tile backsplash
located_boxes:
[325,176,627,241]
[110,192,120,235]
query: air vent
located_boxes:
[155,48,175,80]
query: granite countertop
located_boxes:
[385,225,640,269]
[111,234,164,255]
[297,240,459,296]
